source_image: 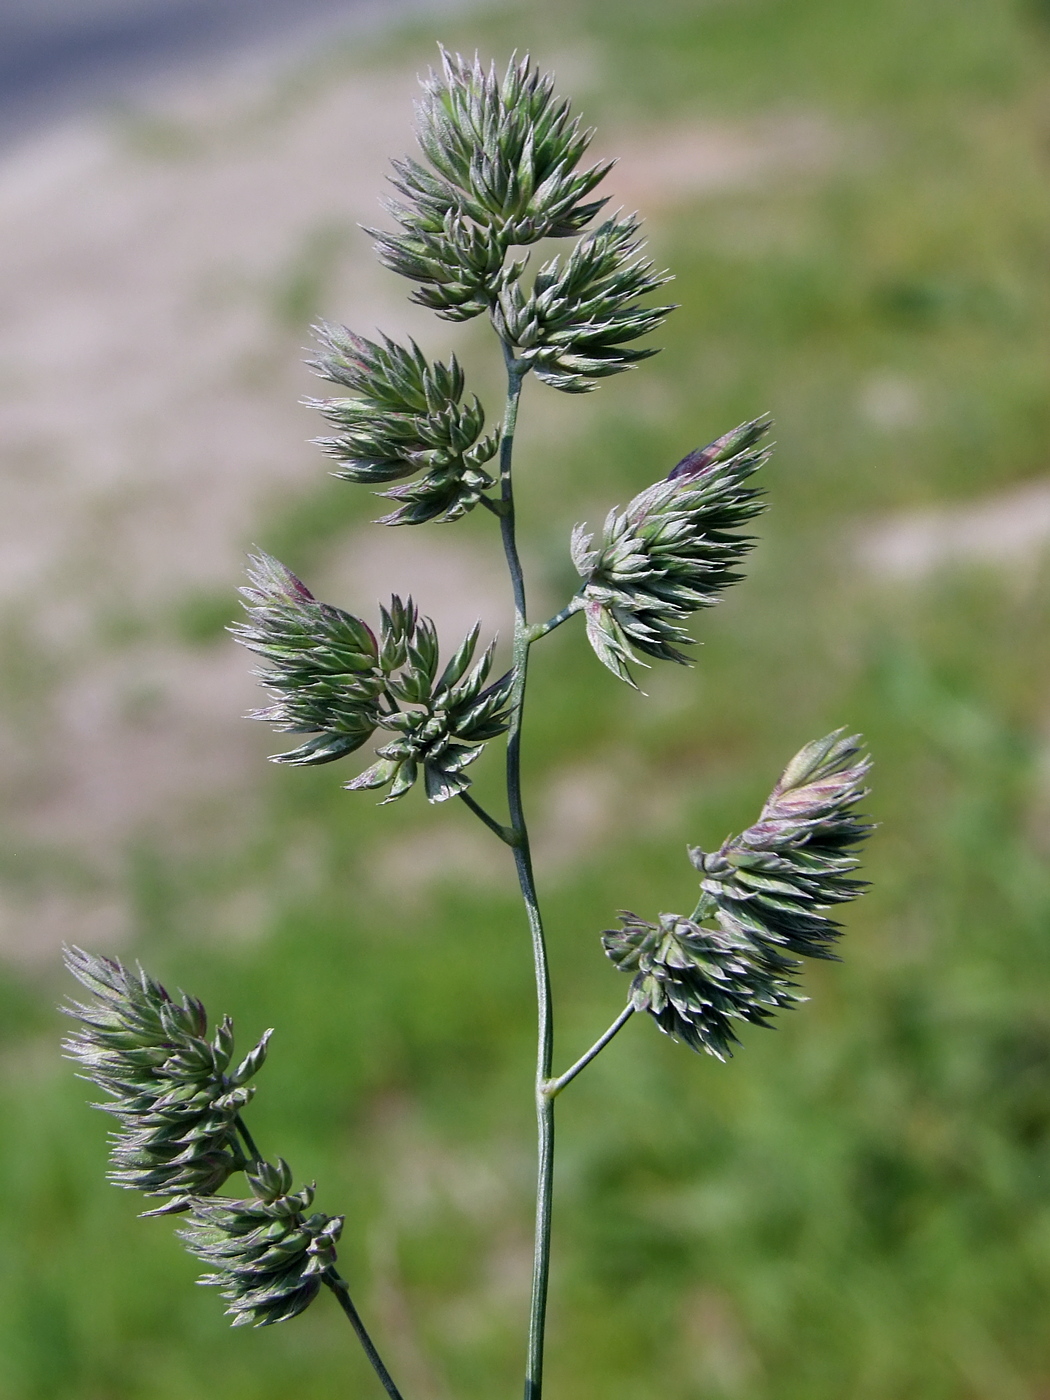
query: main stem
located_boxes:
[497,352,555,1400]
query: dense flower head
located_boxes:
[178,1158,343,1328]
[230,553,385,767]
[347,620,514,803]
[62,947,270,1211]
[307,323,500,524]
[573,417,770,685]
[602,911,797,1060]
[492,215,675,393]
[603,731,872,1056]
[371,48,613,321]
[232,553,512,802]
[690,729,873,967]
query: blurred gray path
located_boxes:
[0,0,453,141]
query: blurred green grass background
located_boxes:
[6,0,1050,1395]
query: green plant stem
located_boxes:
[543,1005,635,1098]
[527,596,584,643]
[233,1114,263,1167]
[458,790,516,845]
[323,1269,406,1400]
[233,1118,401,1400]
[495,347,555,1400]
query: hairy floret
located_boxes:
[179,1158,343,1328]
[573,418,769,685]
[62,947,270,1211]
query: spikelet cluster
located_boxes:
[372,48,612,320]
[62,947,270,1212]
[603,732,871,1058]
[179,1158,343,1328]
[232,553,512,803]
[572,418,770,685]
[369,49,673,391]
[492,215,674,392]
[308,325,500,525]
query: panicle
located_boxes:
[573,417,770,685]
[347,622,514,804]
[371,48,613,321]
[602,912,797,1061]
[370,50,673,390]
[690,729,873,966]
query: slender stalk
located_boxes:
[458,790,516,845]
[527,596,584,643]
[233,1114,263,1168]
[324,1269,406,1400]
[494,347,556,1400]
[543,1005,635,1099]
[232,1116,402,1400]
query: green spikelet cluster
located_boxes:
[179,1159,343,1328]
[690,729,873,965]
[308,324,500,525]
[232,553,512,802]
[603,732,872,1057]
[347,618,514,803]
[372,48,613,319]
[602,912,797,1060]
[493,214,674,392]
[62,947,270,1212]
[572,418,770,685]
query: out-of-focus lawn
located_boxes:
[5,0,1050,1396]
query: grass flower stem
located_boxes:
[233,1114,263,1168]
[495,349,556,1400]
[542,1005,636,1099]
[323,1269,406,1400]
[458,791,516,845]
[526,597,584,643]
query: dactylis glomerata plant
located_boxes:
[64,50,872,1400]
